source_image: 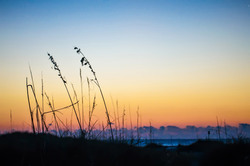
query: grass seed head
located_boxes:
[47,53,67,83]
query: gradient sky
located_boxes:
[0,0,250,131]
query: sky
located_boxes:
[0,0,250,131]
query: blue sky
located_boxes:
[0,0,250,129]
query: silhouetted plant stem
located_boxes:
[47,53,85,138]
[137,106,140,144]
[122,107,125,141]
[30,86,48,132]
[29,66,41,133]
[88,95,96,138]
[26,78,36,134]
[41,73,45,133]
[71,83,81,126]
[36,106,41,133]
[116,100,121,141]
[97,82,114,141]
[64,82,85,136]
[42,101,79,115]
[102,122,105,140]
[70,110,73,136]
[45,93,61,137]
[74,47,114,141]
[129,106,134,143]
[149,121,153,143]
[111,96,118,140]
[87,77,91,134]
[216,116,221,140]
[80,69,84,130]
[26,78,48,133]
[224,120,228,140]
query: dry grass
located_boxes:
[74,47,114,141]
[47,53,84,137]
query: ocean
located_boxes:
[139,139,198,147]
[136,138,234,147]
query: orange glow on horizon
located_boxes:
[1,0,250,132]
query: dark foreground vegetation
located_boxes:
[0,132,249,166]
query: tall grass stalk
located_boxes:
[224,120,228,140]
[111,96,118,139]
[116,100,121,141]
[80,69,84,130]
[88,95,96,138]
[26,78,48,133]
[41,73,45,133]
[43,101,79,115]
[74,47,114,141]
[42,101,76,136]
[129,106,134,143]
[47,53,84,137]
[71,84,81,126]
[36,104,41,132]
[122,107,126,141]
[45,93,61,137]
[137,106,140,144]
[26,78,36,133]
[29,66,41,133]
[149,121,153,143]
[70,110,73,135]
[216,116,221,140]
[87,78,91,133]
[102,122,105,140]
